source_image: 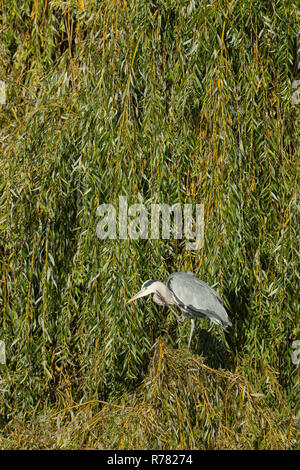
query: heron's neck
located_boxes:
[152,281,175,305]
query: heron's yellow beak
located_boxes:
[127,288,146,303]
[127,293,140,303]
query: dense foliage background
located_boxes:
[0,0,299,449]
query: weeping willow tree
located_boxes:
[0,0,299,449]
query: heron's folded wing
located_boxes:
[166,272,231,326]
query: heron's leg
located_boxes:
[188,319,195,349]
[169,306,185,323]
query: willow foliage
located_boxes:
[0,0,299,449]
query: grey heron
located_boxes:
[128,272,232,349]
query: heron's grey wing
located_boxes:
[166,272,232,327]
[171,272,224,304]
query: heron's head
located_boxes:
[127,280,156,303]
